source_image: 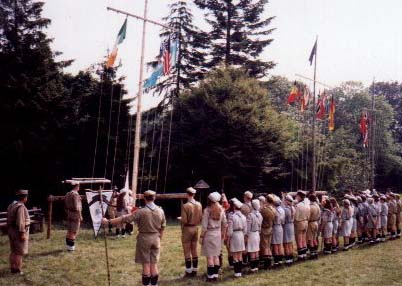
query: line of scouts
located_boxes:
[6,185,402,286]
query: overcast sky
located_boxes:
[43,0,402,110]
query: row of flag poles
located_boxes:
[105,19,178,90]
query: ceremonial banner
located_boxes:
[309,39,317,66]
[86,191,113,238]
[106,18,127,68]
[328,95,336,131]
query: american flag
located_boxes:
[160,37,171,76]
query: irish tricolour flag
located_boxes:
[106,18,127,68]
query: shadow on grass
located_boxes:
[28,249,64,258]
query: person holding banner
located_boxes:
[103,190,166,286]
[65,181,82,251]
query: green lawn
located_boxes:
[1,224,402,286]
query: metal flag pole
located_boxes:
[107,2,178,204]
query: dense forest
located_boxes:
[1,0,402,211]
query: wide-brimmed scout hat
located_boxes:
[144,190,156,196]
[16,189,29,196]
[186,187,197,194]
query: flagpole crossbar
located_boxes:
[295,74,333,89]
[107,7,178,32]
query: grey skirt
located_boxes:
[246,232,260,253]
[352,217,357,232]
[201,230,222,257]
[339,219,353,237]
[381,216,388,229]
[322,222,333,239]
[229,231,245,253]
[332,220,339,236]
[283,222,295,243]
[272,224,283,245]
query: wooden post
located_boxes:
[47,195,53,239]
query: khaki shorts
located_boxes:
[307,222,318,241]
[294,221,308,234]
[135,233,161,264]
[8,228,29,255]
[67,219,81,233]
[182,226,199,244]
[260,227,272,250]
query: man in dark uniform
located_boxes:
[7,189,30,274]
[65,181,82,251]
[103,190,166,286]
[180,187,202,277]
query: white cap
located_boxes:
[251,199,261,210]
[208,192,221,203]
[186,187,197,194]
[285,194,294,203]
[231,198,243,209]
[258,196,266,203]
[273,196,282,206]
[244,191,253,200]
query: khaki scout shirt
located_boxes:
[240,202,252,217]
[181,199,202,226]
[65,190,82,221]
[260,205,276,229]
[122,203,166,233]
[7,201,30,233]
[295,200,310,222]
[309,202,321,222]
[388,201,396,215]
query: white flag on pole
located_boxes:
[124,170,129,190]
[86,191,113,238]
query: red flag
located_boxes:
[160,37,172,75]
[288,84,302,104]
[316,91,326,119]
[360,112,369,147]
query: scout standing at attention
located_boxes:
[227,198,247,278]
[260,194,275,269]
[283,195,295,265]
[307,194,321,259]
[200,192,227,282]
[180,187,202,277]
[246,199,262,272]
[64,181,82,251]
[320,199,334,254]
[103,190,166,286]
[240,191,253,265]
[7,189,30,275]
[294,190,310,260]
[396,195,402,238]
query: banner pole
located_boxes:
[99,187,111,286]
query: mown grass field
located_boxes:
[1,223,402,286]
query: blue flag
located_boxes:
[143,65,163,90]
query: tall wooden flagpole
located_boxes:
[131,0,148,203]
[107,3,177,203]
[312,36,318,193]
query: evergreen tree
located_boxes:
[194,0,275,78]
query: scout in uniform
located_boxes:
[227,198,247,278]
[246,199,263,272]
[379,195,388,242]
[283,195,295,265]
[396,195,402,238]
[373,193,382,241]
[107,188,118,235]
[356,196,366,243]
[240,191,253,265]
[339,199,353,250]
[259,194,276,269]
[320,199,333,254]
[387,194,397,239]
[294,190,310,260]
[115,189,130,238]
[330,197,341,252]
[361,194,371,242]
[103,190,166,286]
[349,196,358,247]
[200,192,227,282]
[7,189,30,274]
[306,194,320,259]
[366,197,378,243]
[180,187,202,277]
[65,181,82,251]
[271,195,285,266]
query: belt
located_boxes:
[184,224,196,227]
[233,229,243,232]
[285,221,293,224]
[309,220,319,223]
[295,219,308,222]
[207,227,220,230]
